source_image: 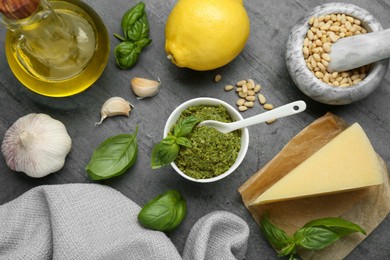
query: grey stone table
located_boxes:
[1,0,389,259]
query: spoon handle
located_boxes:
[228,100,307,131]
[328,28,390,72]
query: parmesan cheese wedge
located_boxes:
[251,123,384,205]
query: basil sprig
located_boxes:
[86,127,138,180]
[151,116,199,169]
[260,215,366,260]
[114,2,152,69]
[137,190,186,232]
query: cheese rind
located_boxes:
[251,123,383,205]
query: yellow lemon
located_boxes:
[165,0,250,71]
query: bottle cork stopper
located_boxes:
[0,0,40,19]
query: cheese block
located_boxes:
[251,123,384,205]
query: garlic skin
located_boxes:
[96,97,133,125]
[131,77,161,99]
[1,113,72,178]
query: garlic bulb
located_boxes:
[1,113,72,178]
[96,97,134,125]
[131,77,161,99]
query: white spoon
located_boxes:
[198,100,307,134]
[327,28,390,72]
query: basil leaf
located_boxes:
[161,135,177,145]
[294,226,339,250]
[260,215,291,250]
[114,2,152,70]
[136,37,152,48]
[138,190,186,232]
[128,13,150,42]
[303,217,366,237]
[176,137,192,148]
[86,129,138,180]
[114,41,142,69]
[278,244,296,257]
[121,2,145,40]
[173,116,199,137]
[151,142,180,169]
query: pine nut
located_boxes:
[238,106,248,112]
[263,103,273,110]
[214,74,222,82]
[244,101,254,108]
[258,94,266,104]
[247,79,255,89]
[242,85,248,93]
[254,84,261,93]
[247,90,255,96]
[313,53,321,62]
[315,71,324,78]
[224,85,234,91]
[238,92,247,98]
[246,96,256,102]
[321,53,331,61]
[236,80,246,86]
[266,119,277,124]
[236,99,245,106]
[236,87,242,92]
[353,78,362,84]
[323,42,331,52]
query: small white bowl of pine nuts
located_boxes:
[286,3,389,105]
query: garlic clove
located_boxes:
[131,77,161,99]
[1,113,72,178]
[96,97,134,125]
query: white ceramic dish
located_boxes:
[163,97,249,183]
[285,3,389,105]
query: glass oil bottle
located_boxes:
[0,0,110,97]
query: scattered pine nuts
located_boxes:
[303,14,368,87]
[214,74,222,82]
[224,85,234,91]
[224,78,275,122]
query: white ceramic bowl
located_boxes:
[286,3,389,105]
[164,97,249,183]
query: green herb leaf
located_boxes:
[86,128,138,180]
[114,41,142,69]
[294,226,339,250]
[303,217,366,237]
[173,116,199,137]
[121,2,145,40]
[138,190,186,232]
[151,142,180,169]
[127,13,150,42]
[114,2,152,70]
[136,37,152,48]
[176,137,192,148]
[260,215,291,250]
[161,135,177,145]
[278,244,296,257]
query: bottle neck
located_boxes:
[0,0,52,31]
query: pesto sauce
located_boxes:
[174,105,241,179]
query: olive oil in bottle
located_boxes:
[0,0,109,97]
